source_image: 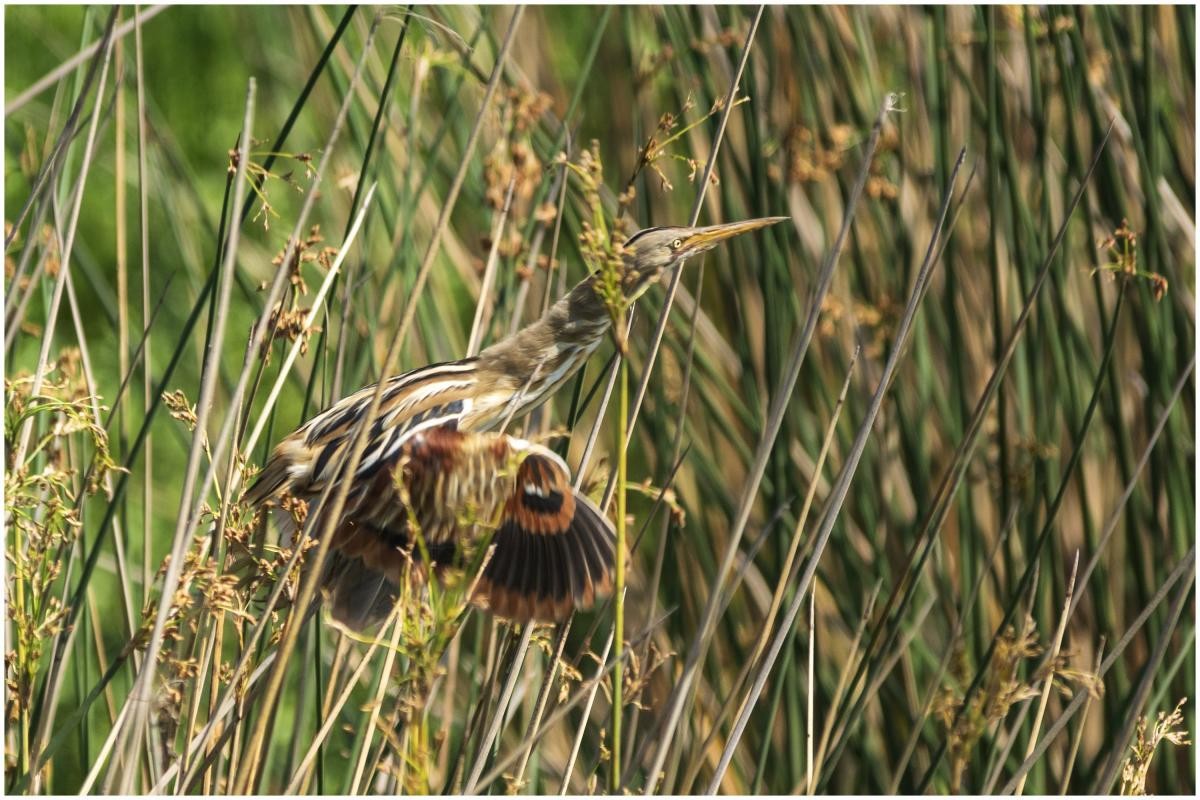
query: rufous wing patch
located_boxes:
[477,452,616,622]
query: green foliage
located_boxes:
[4,5,1194,795]
[5,353,119,778]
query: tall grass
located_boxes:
[4,5,1194,794]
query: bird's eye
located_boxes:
[671,238,683,250]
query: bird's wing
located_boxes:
[321,436,617,630]
[244,358,481,507]
[475,447,616,622]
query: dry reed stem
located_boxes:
[705,134,962,794]
[348,600,407,793]
[467,176,517,356]
[511,617,574,787]
[885,503,1021,793]
[233,10,522,791]
[806,587,815,795]
[644,91,900,791]
[134,0,155,609]
[106,76,256,795]
[4,5,167,115]
[463,623,536,792]
[281,606,402,793]
[999,545,1196,795]
[560,631,616,794]
[810,582,881,788]
[1059,640,1105,793]
[680,346,860,790]
[1014,550,1081,795]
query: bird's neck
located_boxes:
[475,274,612,416]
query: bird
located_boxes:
[245,216,786,630]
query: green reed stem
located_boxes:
[612,356,628,791]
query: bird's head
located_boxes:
[618,216,788,302]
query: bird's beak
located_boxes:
[681,216,789,250]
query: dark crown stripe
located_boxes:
[623,226,668,247]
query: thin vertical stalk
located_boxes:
[114,27,128,450]
[134,0,154,614]
[1059,640,1104,794]
[806,588,815,795]
[108,76,256,794]
[643,93,898,791]
[235,10,523,792]
[560,631,616,794]
[463,623,535,793]
[347,601,406,794]
[1015,550,1080,795]
[612,359,629,791]
[467,176,517,356]
[705,144,963,795]
[510,617,573,788]
[282,611,402,794]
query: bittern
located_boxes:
[247,216,786,629]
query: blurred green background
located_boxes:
[5,5,1195,794]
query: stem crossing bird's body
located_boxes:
[246,217,784,628]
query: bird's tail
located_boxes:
[475,452,617,622]
[324,553,400,631]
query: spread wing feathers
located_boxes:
[475,451,617,622]
[244,359,482,509]
[296,427,616,630]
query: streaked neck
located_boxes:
[475,274,611,418]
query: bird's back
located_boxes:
[245,358,485,509]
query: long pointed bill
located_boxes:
[681,216,789,250]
